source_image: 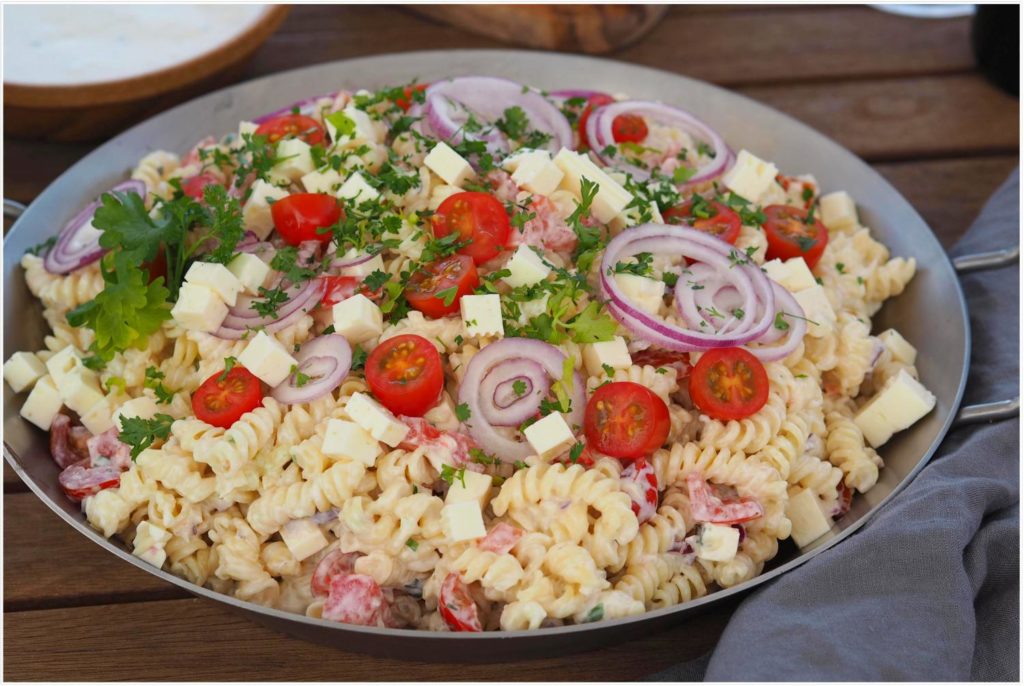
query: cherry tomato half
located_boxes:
[255,114,325,145]
[365,334,444,417]
[395,83,428,111]
[271,193,342,245]
[439,573,482,632]
[664,199,742,245]
[689,348,769,421]
[404,254,479,318]
[191,366,264,429]
[432,192,511,265]
[612,113,649,143]
[584,382,671,460]
[761,204,828,269]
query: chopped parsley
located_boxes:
[120,413,174,460]
[512,379,528,397]
[144,366,175,404]
[219,356,238,381]
[568,441,585,463]
[454,403,471,422]
[440,464,467,488]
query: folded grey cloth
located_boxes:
[650,170,1020,682]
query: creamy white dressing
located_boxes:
[4,4,268,86]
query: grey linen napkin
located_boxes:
[650,170,1020,682]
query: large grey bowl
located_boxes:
[3,50,1003,661]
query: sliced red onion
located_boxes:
[272,334,352,404]
[253,91,341,124]
[585,101,730,184]
[458,338,584,463]
[329,248,375,270]
[424,77,572,155]
[214,278,324,339]
[44,179,147,274]
[549,89,610,102]
[478,358,551,427]
[743,282,808,361]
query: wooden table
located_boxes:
[4,5,1018,681]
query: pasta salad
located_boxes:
[4,76,937,631]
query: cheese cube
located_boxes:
[326,106,382,145]
[346,392,409,447]
[763,257,817,294]
[819,191,859,231]
[694,523,740,562]
[460,294,504,338]
[301,168,342,195]
[271,138,315,184]
[20,375,64,430]
[582,337,632,377]
[45,346,84,387]
[336,171,380,204]
[321,418,383,467]
[614,273,665,316]
[238,331,298,387]
[331,294,383,345]
[280,519,329,561]
[227,253,271,295]
[511,151,564,196]
[523,412,576,460]
[242,180,289,239]
[133,521,172,568]
[502,246,551,289]
[80,398,116,435]
[649,202,665,224]
[424,142,475,187]
[878,328,917,365]
[335,249,385,280]
[171,283,229,334]
[553,148,633,223]
[4,352,46,393]
[113,397,159,430]
[445,469,494,509]
[61,368,105,416]
[855,369,936,448]
[792,285,836,337]
[184,262,243,307]
[238,120,258,138]
[517,294,549,327]
[787,488,832,547]
[440,501,487,543]
[501,148,546,173]
[720,149,778,204]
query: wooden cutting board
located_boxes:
[408,4,668,54]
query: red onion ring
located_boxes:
[549,89,610,101]
[478,358,550,427]
[458,338,584,463]
[329,248,375,270]
[272,334,353,404]
[214,278,324,339]
[743,282,807,362]
[585,101,730,184]
[253,91,341,125]
[44,179,147,274]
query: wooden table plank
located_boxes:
[3,596,732,681]
[5,462,28,492]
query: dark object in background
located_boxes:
[972,5,1019,95]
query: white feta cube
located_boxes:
[582,337,632,377]
[614,273,665,316]
[326,106,382,145]
[321,418,383,467]
[61,368,105,416]
[45,346,84,387]
[4,351,46,393]
[242,180,289,240]
[184,262,243,307]
[20,375,63,430]
[238,120,258,138]
[346,392,409,447]
[280,518,329,561]
[720,149,778,204]
[301,168,342,195]
[336,171,380,204]
[113,397,160,430]
[501,148,546,173]
[460,294,504,338]
[171,283,229,334]
[694,523,740,562]
[424,141,475,187]
[226,253,271,295]
[787,487,833,547]
[271,138,315,184]
[523,412,576,460]
[511,151,564,196]
[878,328,917,365]
[80,398,116,435]
[445,469,494,509]
[335,249,384,280]
[819,190,859,231]
[763,257,817,294]
[502,246,551,289]
[516,295,549,327]
[331,294,383,345]
[440,501,487,543]
[238,331,298,387]
[553,148,633,223]
[855,369,936,448]
[792,285,836,337]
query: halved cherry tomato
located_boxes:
[191,366,264,429]
[365,334,444,417]
[255,114,325,145]
[271,193,342,245]
[395,83,428,111]
[577,94,616,144]
[439,573,482,632]
[762,204,828,269]
[612,113,649,143]
[664,199,742,245]
[431,192,511,265]
[689,348,768,421]
[686,473,763,525]
[404,254,479,318]
[584,382,671,460]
